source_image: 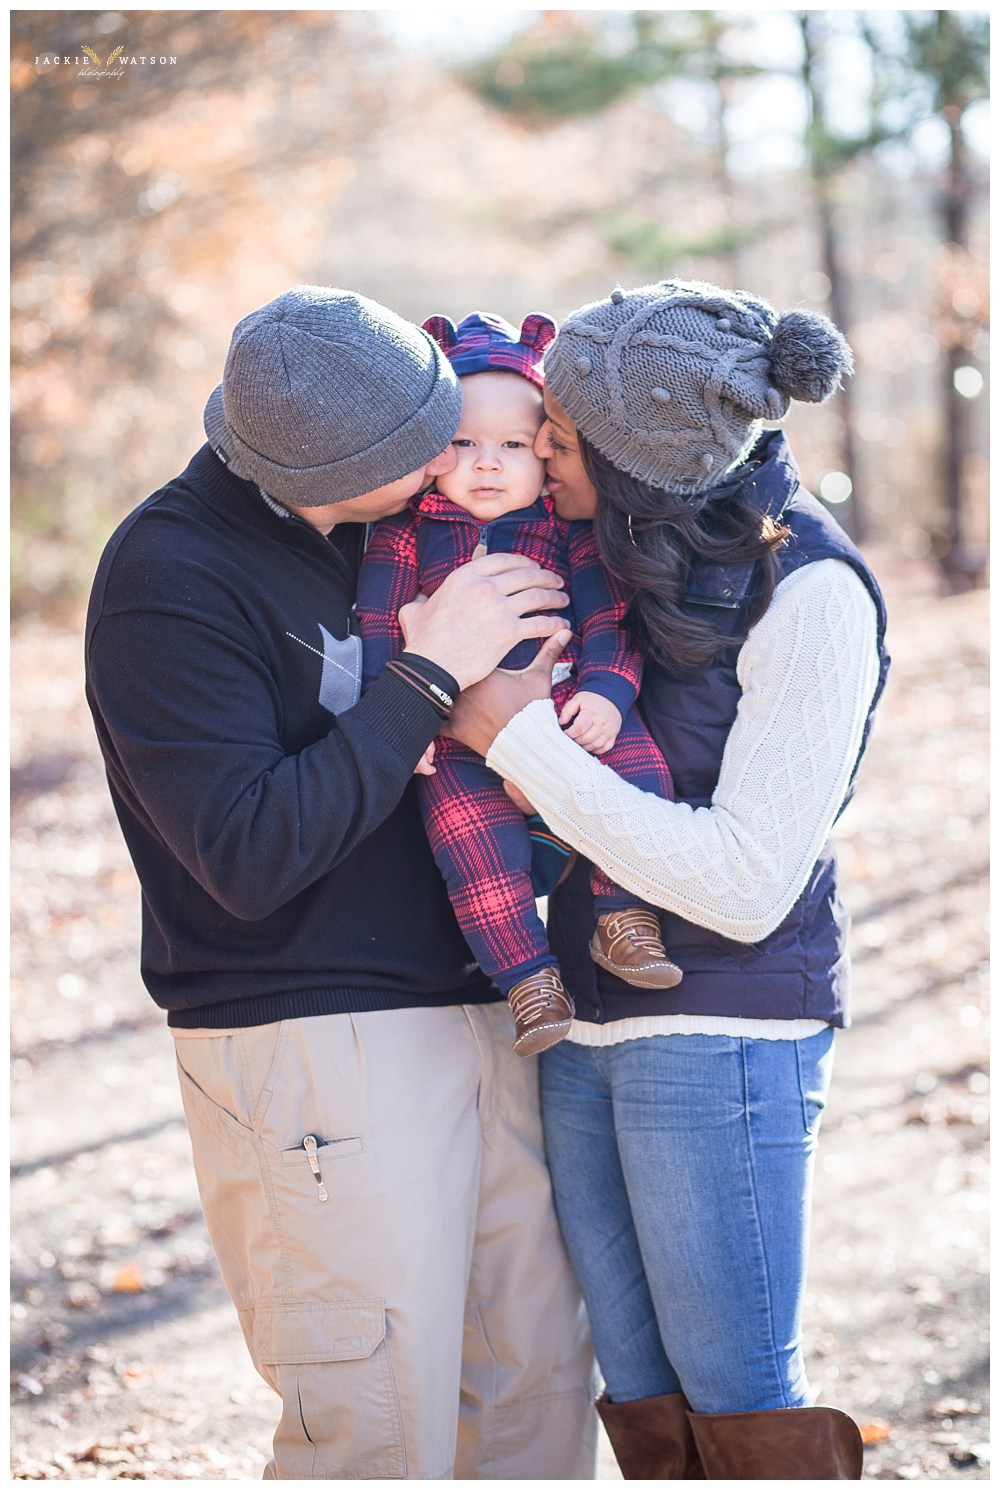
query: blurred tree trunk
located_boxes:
[706,43,742,284]
[940,104,970,583]
[9,10,387,615]
[463,11,763,285]
[798,13,865,544]
[898,9,989,590]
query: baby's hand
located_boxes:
[559,691,622,755]
[414,741,437,776]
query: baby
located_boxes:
[356,312,682,1055]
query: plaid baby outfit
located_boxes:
[356,486,675,994]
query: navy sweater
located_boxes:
[85,446,494,1026]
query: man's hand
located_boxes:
[558,691,622,755]
[413,741,436,777]
[444,630,572,757]
[397,553,569,691]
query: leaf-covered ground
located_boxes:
[10,546,988,1480]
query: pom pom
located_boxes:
[650,386,672,404]
[610,288,624,305]
[770,310,854,404]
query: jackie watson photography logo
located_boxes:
[34,43,178,79]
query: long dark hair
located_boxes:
[581,437,790,673]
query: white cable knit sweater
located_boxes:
[486,559,881,1045]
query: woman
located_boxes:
[446,280,889,1479]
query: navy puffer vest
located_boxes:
[548,430,890,1029]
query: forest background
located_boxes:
[10,6,990,606]
[10,7,991,1481]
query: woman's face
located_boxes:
[534,391,598,520]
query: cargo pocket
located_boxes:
[252,1300,405,1479]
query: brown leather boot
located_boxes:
[507,968,574,1056]
[686,1405,864,1479]
[590,908,683,989]
[597,1392,705,1478]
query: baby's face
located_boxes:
[435,371,546,522]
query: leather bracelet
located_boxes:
[397,652,460,709]
[391,658,455,712]
[385,659,452,718]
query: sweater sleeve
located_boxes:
[87,605,445,923]
[486,560,881,943]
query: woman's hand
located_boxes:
[503,779,535,814]
[444,630,573,757]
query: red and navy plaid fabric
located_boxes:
[356,491,676,990]
[420,719,672,993]
[422,311,555,389]
[419,742,554,993]
[357,489,642,717]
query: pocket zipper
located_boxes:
[302,1134,330,1202]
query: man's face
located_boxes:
[286,447,458,532]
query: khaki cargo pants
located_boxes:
[173,1001,597,1479]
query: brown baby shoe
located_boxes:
[508,968,575,1056]
[590,908,684,990]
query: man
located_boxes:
[85,286,597,1479]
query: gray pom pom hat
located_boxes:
[204,285,461,507]
[543,279,854,496]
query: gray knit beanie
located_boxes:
[544,279,854,496]
[203,285,461,506]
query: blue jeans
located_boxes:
[540,1029,835,1414]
